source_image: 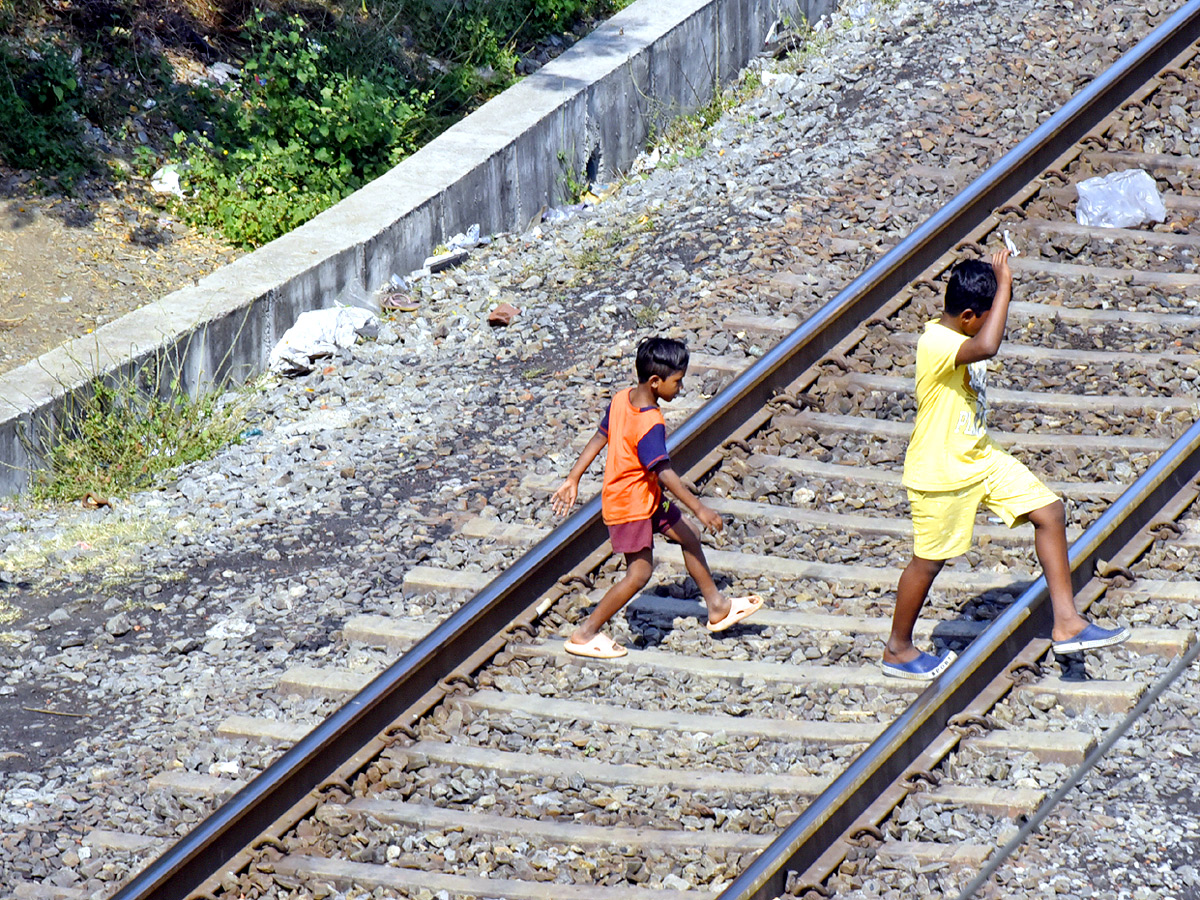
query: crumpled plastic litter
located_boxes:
[268,306,379,376]
[206,618,256,641]
[541,203,588,226]
[1075,169,1167,229]
[447,223,487,250]
[150,165,185,198]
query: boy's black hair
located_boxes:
[944,259,997,316]
[636,336,689,382]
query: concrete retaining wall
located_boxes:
[0,0,832,497]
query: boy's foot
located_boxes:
[564,633,628,659]
[881,649,958,682]
[1052,622,1130,655]
[707,594,764,633]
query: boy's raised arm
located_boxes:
[955,248,1013,365]
[552,429,607,516]
[657,466,723,533]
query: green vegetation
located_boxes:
[0,0,632,237]
[31,369,247,502]
[174,12,428,246]
[0,40,93,185]
[651,68,764,161]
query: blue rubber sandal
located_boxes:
[881,649,958,682]
[1052,622,1130,655]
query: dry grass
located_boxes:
[1,508,180,583]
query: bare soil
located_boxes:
[0,168,242,377]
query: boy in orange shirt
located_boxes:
[552,337,762,658]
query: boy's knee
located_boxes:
[1029,499,1066,527]
[626,559,654,587]
[908,556,945,578]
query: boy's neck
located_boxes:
[629,382,658,408]
[937,314,969,336]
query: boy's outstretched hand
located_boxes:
[551,480,578,517]
[696,503,724,533]
[991,248,1012,288]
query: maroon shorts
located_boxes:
[607,499,682,554]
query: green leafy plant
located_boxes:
[31,367,246,502]
[176,13,426,247]
[632,302,660,328]
[557,149,588,203]
[0,40,95,185]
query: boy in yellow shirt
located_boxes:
[885,249,1128,680]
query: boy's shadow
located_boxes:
[622,576,767,647]
[932,583,1095,682]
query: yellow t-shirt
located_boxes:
[902,321,1003,491]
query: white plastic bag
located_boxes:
[1075,169,1166,229]
[268,306,379,376]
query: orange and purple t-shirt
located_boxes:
[599,387,670,525]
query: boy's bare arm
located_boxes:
[551,430,607,516]
[658,465,723,532]
[956,248,1012,365]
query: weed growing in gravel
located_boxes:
[632,303,661,328]
[572,242,605,273]
[649,68,765,160]
[557,149,591,204]
[30,369,248,503]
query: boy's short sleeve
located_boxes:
[636,423,669,471]
[922,327,963,379]
[598,405,610,436]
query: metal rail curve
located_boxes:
[111,3,1200,897]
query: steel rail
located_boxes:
[111,3,1200,898]
[954,630,1200,900]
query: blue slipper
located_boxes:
[881,649,957,682]
[1052,622,1130,655]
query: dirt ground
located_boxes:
[0,168,243,377]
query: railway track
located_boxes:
[104,4,1200,899]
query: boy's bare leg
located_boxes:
[569,549,653,645]
[885,555,945,664]
[1026,500,1091,642]
[664,519,730,622]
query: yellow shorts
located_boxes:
[907,453,1059,560]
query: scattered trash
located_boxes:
[542,204,588,226]
[423,248,470,273]
[150,165,185,198]
[761,19,805,58]
[379,273,418,311]
[207,62,239,84]
[381,290,419,312]
[1075,169,1166,229]
[633,148,661,174]
[1003,230,1021,257]
[239,427,263,439]
[268,306,379,376]
[82,492,110,509]
[488,302,521,327]
[446,223,487,251]
[582,182,616,205]
[205,617,256,641]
